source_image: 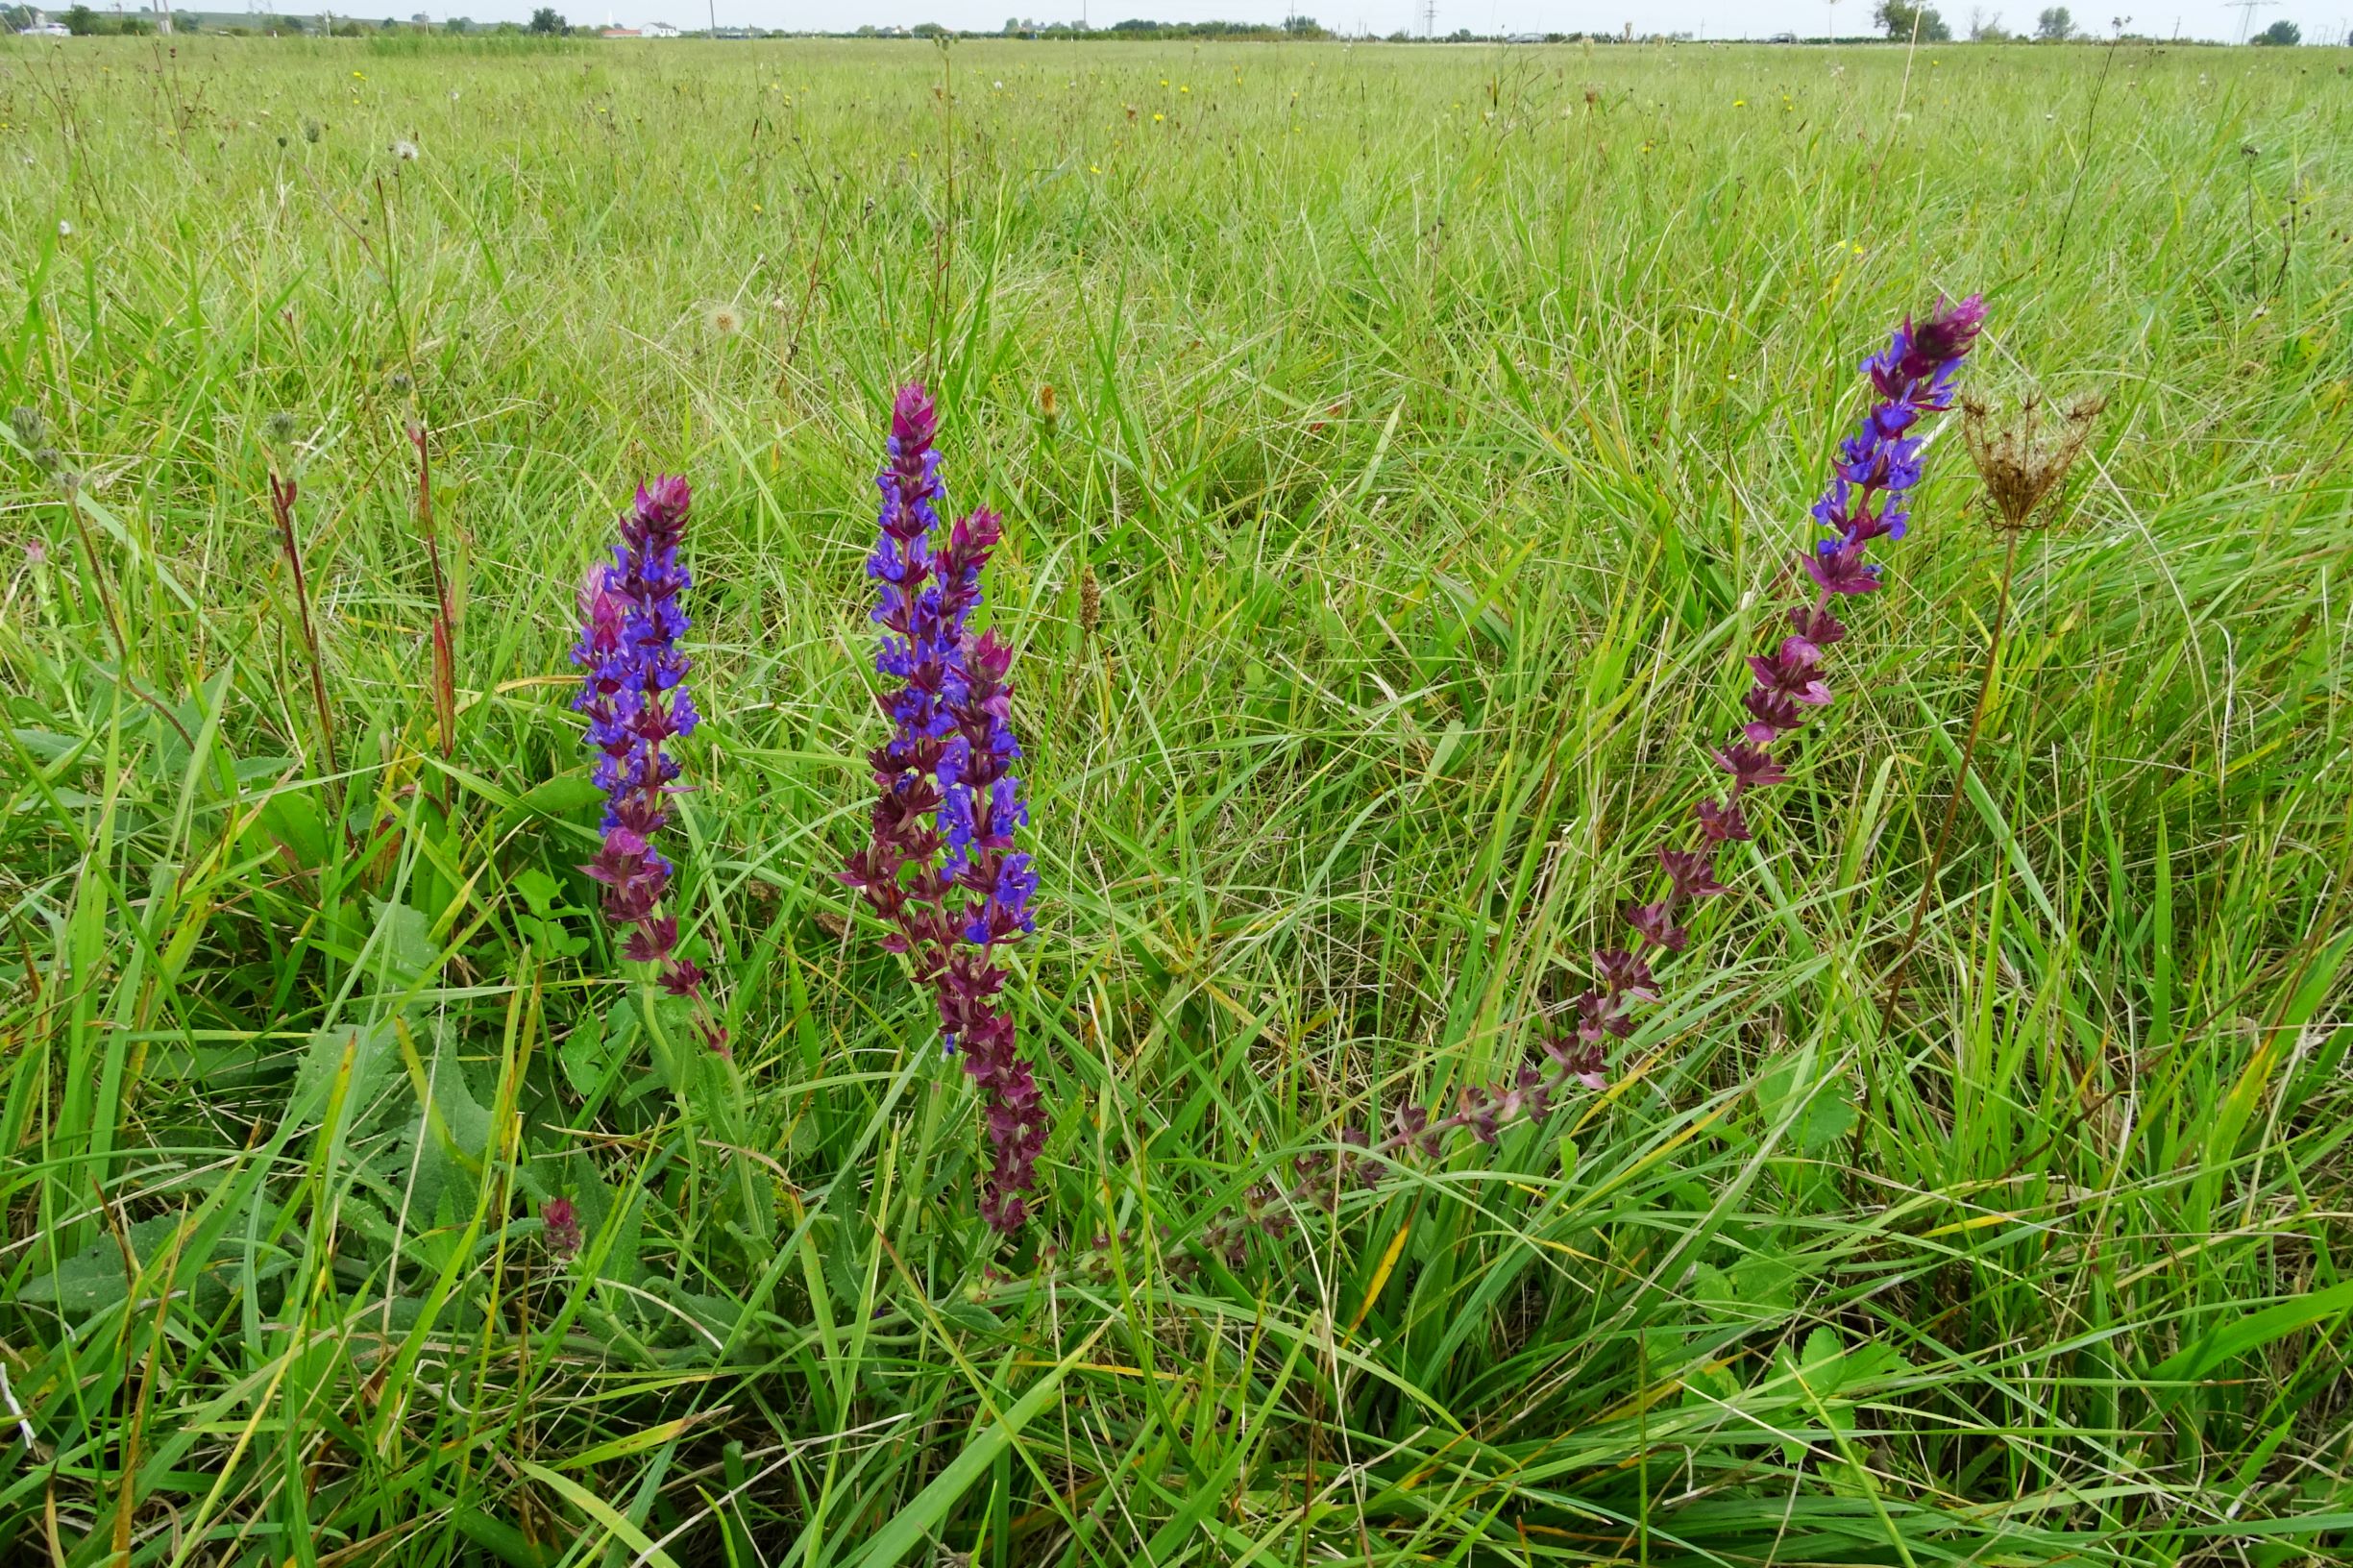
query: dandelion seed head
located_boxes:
[391,138,420,160]
[705,304,744,337]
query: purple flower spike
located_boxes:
[1598,296,1982,1081]
[1139,300,1987,1287]
[572,476,711,1012]
[844,386,1048,1237]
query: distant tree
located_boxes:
[62,3,97,30]
[2250,16,2298,40]
[1968,5,2009,35]
[2034,4,2072,36]
[526,5,562,30]
[1282,12,1322,31]
[911,19,947,34]
[443,12,468,26]
[1875,0,1952,37]
[0,2,33,26]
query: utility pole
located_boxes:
[2224,0,2274,40]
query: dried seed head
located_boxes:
[1079,565,1100,638]
[1963,391,2104,532]
[1038,381,1058,423]
[7,406,42,446]
[705,304,744,338]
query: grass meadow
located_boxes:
[3,28,2353,1566]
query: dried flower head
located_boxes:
[1079,565,1100,638]
[1962,391,2104,531]
[391,138,420,160]
[705,305,744,338]
[302,117,323,143]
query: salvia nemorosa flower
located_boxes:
[1582,295,1986,1057]
[1153,297,1989,1281]
[840,385,1047,1236]
[573,477,720,1042]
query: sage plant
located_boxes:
[841,386,1046,1235]
[1597,294,1988,1048]
[1154,297,1988,1274]
[573,477,721,1038]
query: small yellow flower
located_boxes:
[1153,111,1164,122]
[1733,98,1746,107]
[353,70,365,78]
[752,203,762,212]
[1179,84,1189,92]
[1090,163,1101,172]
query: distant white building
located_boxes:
[641,18,677,34]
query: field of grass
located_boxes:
[3,28,2352,1566]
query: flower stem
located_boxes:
[1880,527,2021,1026]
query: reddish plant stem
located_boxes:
[268,473,340,806]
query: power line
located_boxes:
[2224,0,2276,40]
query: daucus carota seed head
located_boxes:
[1963,391,2104,531]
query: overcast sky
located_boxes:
[455,0,2345,48]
